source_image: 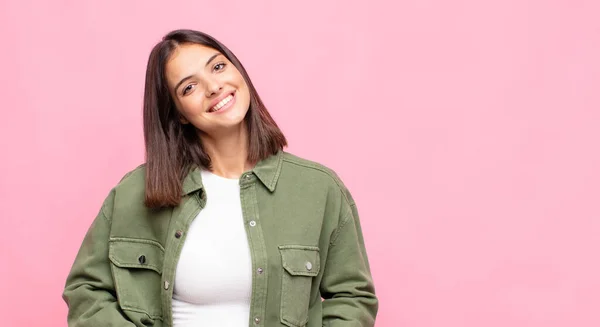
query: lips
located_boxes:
[208,92,235,113]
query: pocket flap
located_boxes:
[109,238,165,274]
[279,245,320,277]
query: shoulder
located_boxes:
[280,152,340,182]
[280,151,356,207]
[115,163,146,192]
[100,164,147,216]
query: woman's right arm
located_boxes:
[62,190,135,327]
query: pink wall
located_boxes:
[1,0,599,326]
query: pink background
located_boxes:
[1,0,599,326]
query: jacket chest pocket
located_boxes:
[278,245,320,327]
[109,238,165,322]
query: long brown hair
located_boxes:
[143,29,287,208]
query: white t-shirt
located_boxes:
[172,170,252,327]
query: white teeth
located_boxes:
[210,94,233,112]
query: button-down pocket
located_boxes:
[278,245,320,327]
[109,238,164,322]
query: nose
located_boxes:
[205,77,222,97]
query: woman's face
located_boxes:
[165,43,251,135]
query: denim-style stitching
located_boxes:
[279,248,320,275]
[109,237,166,252]
[329,208,353,246]
[281,156,356,208]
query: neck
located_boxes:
[199,123,253,179]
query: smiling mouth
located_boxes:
[208,93,235,113]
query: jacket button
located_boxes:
[254,317,261,324]
[138,255,146,264]
[257,268,264,274]
[249,220,256,227]
[175,230,183,238]
[305,262,312,271]
[164,281,170,290]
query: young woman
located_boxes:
[63,29,378,327]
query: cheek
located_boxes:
[239,81,251,105]
[178,95,205,116]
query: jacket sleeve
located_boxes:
[62,190,135,327]
[320,200,379,327]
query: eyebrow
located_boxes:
[173,53,222,93]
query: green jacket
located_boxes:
[63,151,378,327]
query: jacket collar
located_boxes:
[181,150,284,196]
[252,150,284,192]
[181,166,204,196]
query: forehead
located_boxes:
[165,43,221,81]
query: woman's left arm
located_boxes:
[320,200,379,327]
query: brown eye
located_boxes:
[214,63,226,71]
[183,84,194,95]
